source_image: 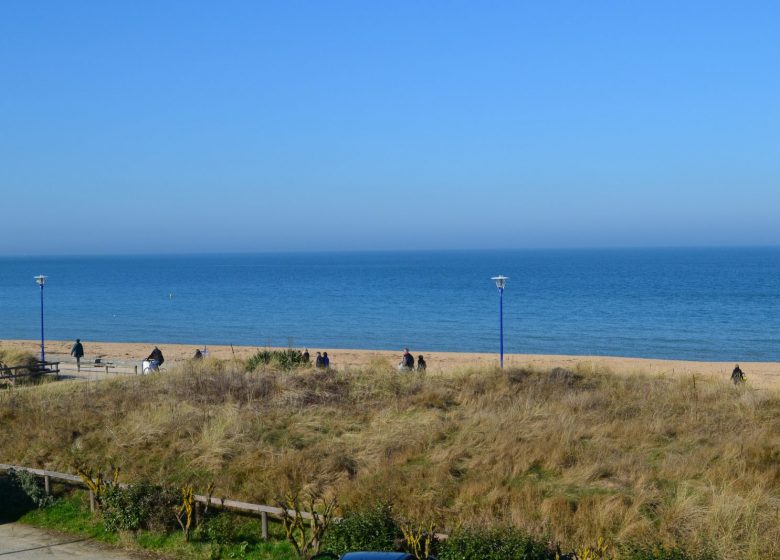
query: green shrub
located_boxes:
[322,502,401,556]
[101,483,178,532]
[6,469,53,508]
[246,349,308,371]
[196,512,238,544]
[438,527,554,560]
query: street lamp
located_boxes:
[491,275,508,368]
[34,275,47,364]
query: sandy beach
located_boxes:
[4,338,780,390]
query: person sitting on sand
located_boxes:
[322,352,330,369]
[417,355,426,371]
[731,364,745,385]
[193,349,203,360]
[315,352,324,368]
[71,339,84,371]
[146,346,165,370]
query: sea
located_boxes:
[1,248,779,362]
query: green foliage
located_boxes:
[246,349,308,371]
[197,513,238,544]
[322,502,401,556]
[101,482,178,532]
[438,527,555,560]
[7,469,54,508]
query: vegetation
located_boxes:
[247,348,309,371]
[0,353,778,559]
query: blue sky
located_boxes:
[1,1,778,255]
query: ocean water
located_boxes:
[0,248,779,361]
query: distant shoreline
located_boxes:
[4,339,780,390]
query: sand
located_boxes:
[4,339,780,390]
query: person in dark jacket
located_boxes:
[400,348,414,370]
[193,349,203,360]
[417,355,426,371]
[302,349,310,364]
[322,352,330,368]
[71,339,84,371]
[146,347,165,369]
[731,364,745,384]
[315,352,324,368]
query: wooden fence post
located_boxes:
[134,365,138,375]
[261,511,268,540]
[89,490,95,513]
[44,474,50,496]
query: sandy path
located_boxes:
[0,523,146,559]
[3,339,780,390]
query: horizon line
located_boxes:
[2,243,780,259]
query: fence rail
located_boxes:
[0,462,311,540]
[0,462,449,541]
[0,362,60,385]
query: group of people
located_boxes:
[399,348,426,371]
[301,349,330,368]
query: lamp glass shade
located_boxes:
[34,275,47,286]
[491,275,508,290]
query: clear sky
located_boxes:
[1,1,778,255]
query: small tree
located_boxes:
[276,491,337,560]
[74,463,119,512]
[175,484,195,542]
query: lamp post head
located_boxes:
[491,275,508,290]
[34,275,47,287]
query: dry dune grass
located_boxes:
[1,357,779,558]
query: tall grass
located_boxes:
[0,358,778,559]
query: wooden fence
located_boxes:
[0,462,450,542]
[0,362,60,385]
[0,462,311,540]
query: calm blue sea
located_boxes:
[1,248,779,361]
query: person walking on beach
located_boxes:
[70,339,84,371]
[322,352,330,369]
[731,364,745,385]
[315,352,324,368]
[417,355,426,371]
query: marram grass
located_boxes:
[1,356,779,559]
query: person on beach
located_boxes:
[146,346,165,370]
[322,352,330,368]
[193,349,203,360]
[731,364,745,385]
[302,349,310,364]
[399,348,414,371]
[71,339,84,371]
[417,355,426,371]
[315,352,324,368]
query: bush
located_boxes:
[322,502,401,556]
[7,469,53,508]
[195,512,237,544]
[246,349,308,371]
[101,483,178,532]
[438,527,554,560]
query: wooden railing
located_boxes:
[0,361,60,385]
[0,462,450,541]
[0,463,310,540]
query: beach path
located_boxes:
[0,523,143,559]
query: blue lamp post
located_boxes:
[491,275,508,368]
[34,275,47,364]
